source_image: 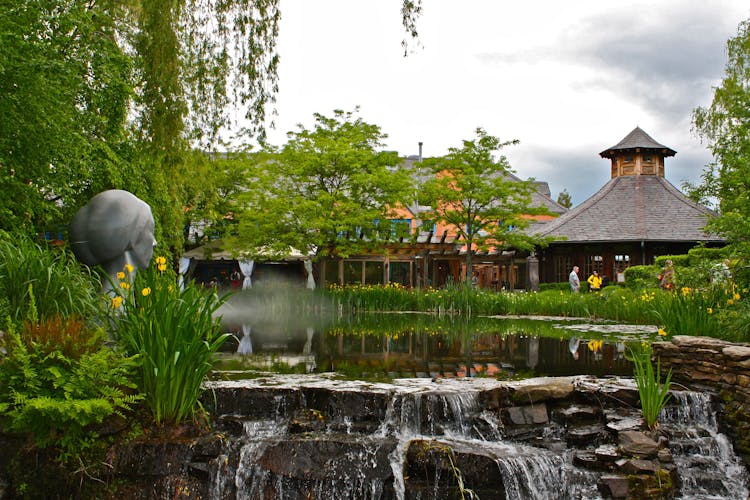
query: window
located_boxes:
[390,261,411,286]
[391,219,412,239]
[364,261,384,285]
[343,261,363,285]
[555,256,575,283]
[642,154,653,163]
[623,155,634,163]
[614,255,631,282]
[586,255,604,277]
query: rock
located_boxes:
[511,377,575,403]
[618,430,659,458]
[723,345,750,361]
[552,405,601,424]
[506,403,548,425]
[598,474,630,499]
[566,424,610,446]
[616,458,658,474]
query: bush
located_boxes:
[623,265,661,290]
[539,282,572,292]
[0,320,141,458]
[654,254,690,267]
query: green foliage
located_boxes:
[627,343,672,429]
[0,231,103,325]
[556,189,572,208]
[420,128,551,279]
[653,255,689,268]
[111,258,229,425]
[692,18,750,271]
[0,0,133,231]
[0,322,141,456]
[324,284,742,339]
[623,265,661,290]
[229,109,413,259]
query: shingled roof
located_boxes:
[531,175,722,243]
[600,127,676,159]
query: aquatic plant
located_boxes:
[628,343,672,430]
[111,258,229,425]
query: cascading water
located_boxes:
[660,390,749,499]
[204,376,749,500]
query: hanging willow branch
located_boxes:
[135,0,422,150]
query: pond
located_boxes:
[214,291,658,380]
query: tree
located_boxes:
[556,189,572,208]
[0,0,133,232]
[419,128,549,282]
[692,18,750,268]
[227,109,412,260]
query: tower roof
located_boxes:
[599,127,676,159]
[529,176,721,243]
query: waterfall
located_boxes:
[204,378,749,500]
[661,390,749,499]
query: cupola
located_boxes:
[599,127,676,179]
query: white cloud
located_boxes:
[249,0,749,205]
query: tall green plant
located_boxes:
[111,257,229,425]
[628,344,672,430]
[0,231,102,325]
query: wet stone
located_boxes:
[618,430,659,458]
[552,404,601,425]
[594,444,620,464]
[505,403,548,425]
[598,474,629,499]
[565,423,610,447]
[616,458,658,475]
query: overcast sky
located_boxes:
[260,1,749,206]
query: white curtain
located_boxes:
[239,260,255,289]
[304,260,316,289]
[178,257,191,290]
[237,324,253,354]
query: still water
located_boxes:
[217,303,657,379]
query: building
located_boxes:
[531,127,724,285]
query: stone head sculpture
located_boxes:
[70,190,156,290]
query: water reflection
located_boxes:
[219,312,651,379]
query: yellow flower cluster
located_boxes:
[155,256,167,272]
[587,339,603,352]
[657,328,668,337]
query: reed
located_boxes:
[628,343,672,429]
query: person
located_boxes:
[601,274,610,288]
[569,266,580,292]
[587,270,602,292]
[230,269,242,289]
[711,259,732,285]
[568,336,580,360]
[659,259,675,290]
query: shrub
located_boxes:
[654,254,690,267]
[623,265,661,290]
[0,321,141,458]
[111,257,229,425]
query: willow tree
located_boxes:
[130,0,424,251]
[0,0,422,247]
[0,0,134,232]
[420,128,549,282]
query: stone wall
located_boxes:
[653,335,750,463]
